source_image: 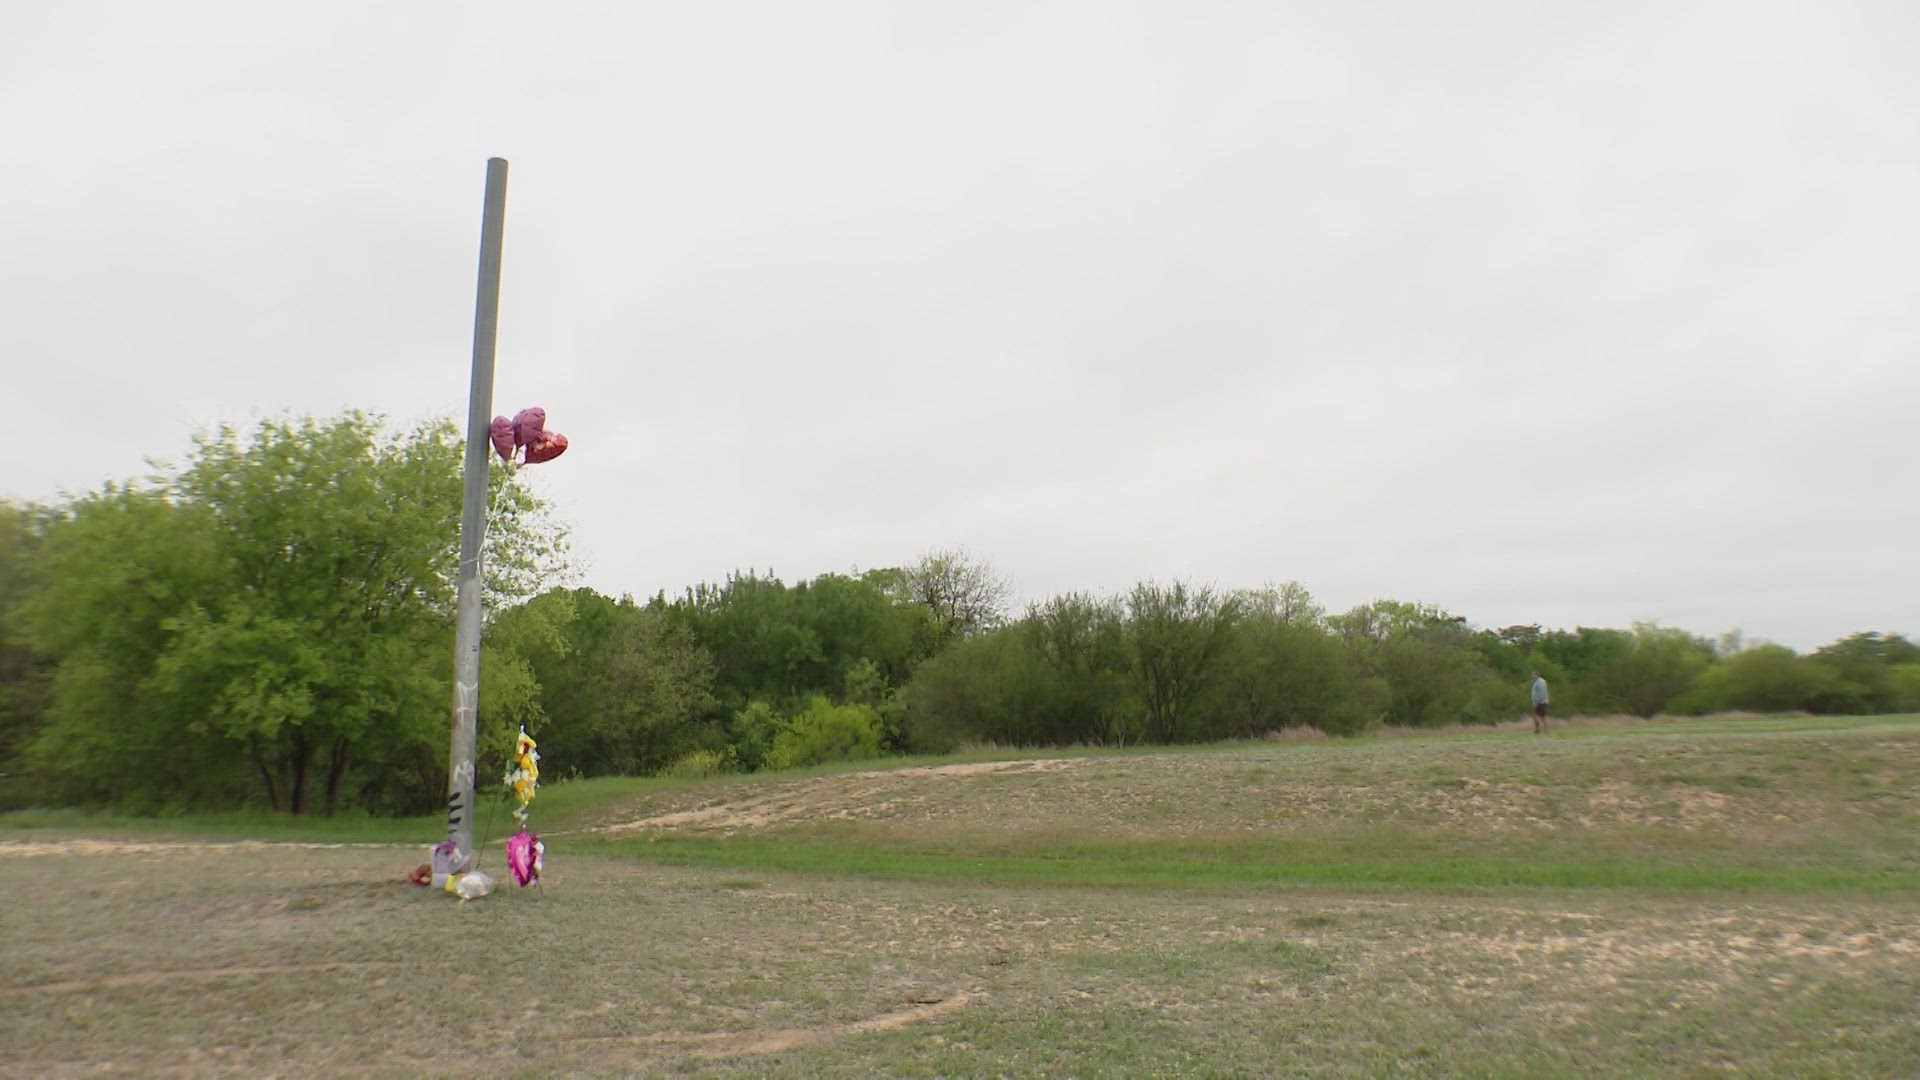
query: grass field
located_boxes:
[4,714,1918,1076]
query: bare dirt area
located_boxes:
[598,757,1085,834]
[8,720,1918,1075]
[0,838,404,858]
[582,728,1901,853]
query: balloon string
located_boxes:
[468,463,516,874]
[481,464,519,548]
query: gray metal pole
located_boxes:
[446,157,509,863]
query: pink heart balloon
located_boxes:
[512,407,546,449]
[489,416,516,462]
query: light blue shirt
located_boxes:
[1530,677,1549,705]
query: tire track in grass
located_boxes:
[3,961,407,999]
[567,991,980,1063]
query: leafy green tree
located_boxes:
[1473,625,1542,684]
[1026,591,1139,745]
[21,485,234,807]
[1810,633,1920,713]
[593,604,719,773]
[1125,581,1242,742]
[661,572,807,709]
[1887,665,1920,713]
[665,569,926,710]
[510,589,718,777]
[1331,601,1504,726]
[1680,644,1867,715]
[789,572,924,689]
[897,591,1137,752]
[1211,586,1380,737]
[896,629,1033,751]
[889,548,1011,650]
[1583,623,1716,717]
[19,413,563,813]
[0,502,53,798]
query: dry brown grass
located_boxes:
[4,843,1917,1077]
[7,714,1918,1076]
[574,714,1918,856]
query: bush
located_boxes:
[723,701,782,772]
[1889,665,1920,713]
[1319,676,1390,736]
[1682,645,1870,715]
[657,749,729,779]
[766,696,885,770]
[896,625,1136,750]
[1583,624,1716,717]
[1208,620,1381,737]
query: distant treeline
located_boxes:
[2,413,1915,814]
[506,574,1917,778]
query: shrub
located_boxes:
[1319,676,1389,736]
[766,696,884,770]
[1889,664,1920,713]
[657,749,728,779]
[723,700,782,772]
[1683,645,1870,715]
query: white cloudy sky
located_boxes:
[3,1,1915,649]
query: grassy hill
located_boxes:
[565,713,1920,893]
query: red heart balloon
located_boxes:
[523,431,568,464]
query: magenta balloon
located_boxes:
[489,416,516,462]
[512,406,546,448]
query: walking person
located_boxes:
[1530,671,1550,733]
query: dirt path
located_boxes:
[0,838,407,858]
[600,758,1082,834]
[2,961,408,1000]
[570,991,980,1063]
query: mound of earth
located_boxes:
[598,758,1083,834]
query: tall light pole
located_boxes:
[446,157,509,861]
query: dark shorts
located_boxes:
[1533,703,1548,719]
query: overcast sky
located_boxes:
[4,1,1915,650]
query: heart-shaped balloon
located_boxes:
[523,431,568,464]
[512,407,546,449]
[504,830,541,887]
[489,416,516,462]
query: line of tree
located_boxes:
[2,412,1916,812]
[895,590,1920,752]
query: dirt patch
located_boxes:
[1401,778,1759,834]
[701,991,975,1058]
[602,759,1083,834]
[0,839,405,858]
[659,992,977,1060]
[884,761,1077,779]
[1578,780,1739,831]
[3,961,407,999]
[1401,911,1920,983]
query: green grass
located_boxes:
[0,770,720,842]
[0,805,440,843]
[587,831,1920,895]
